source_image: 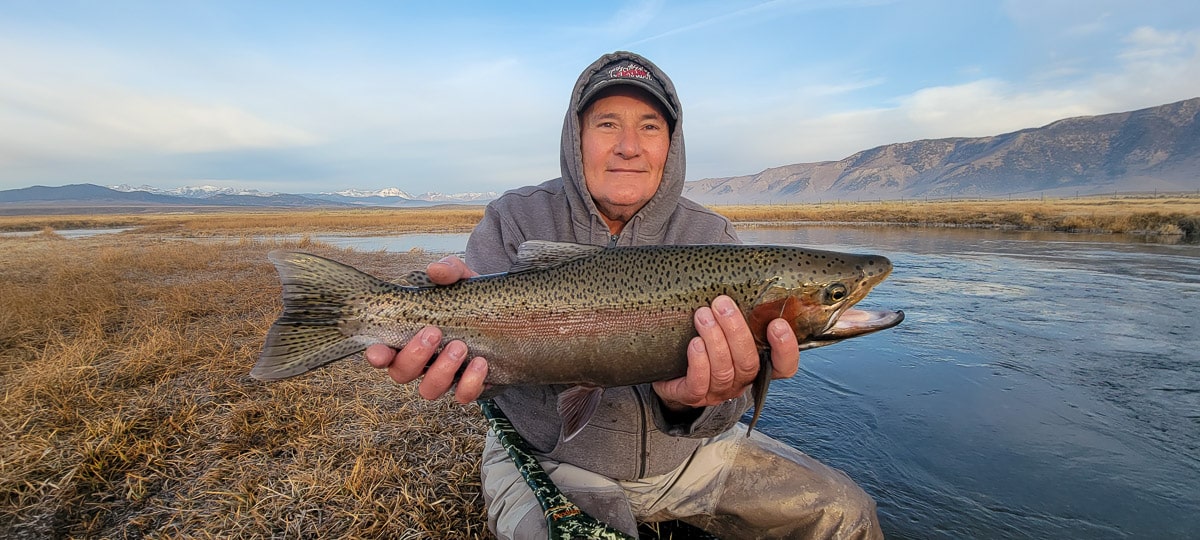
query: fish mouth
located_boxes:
[800,308,905,350]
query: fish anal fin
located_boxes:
[745,351,773,436]
[557,385,605,442]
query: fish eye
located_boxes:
[825,283,848,304]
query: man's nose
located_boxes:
[614,128,640,157]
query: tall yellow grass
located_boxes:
[0,207,486,235]
[713,196,1200,237]
[3,195,1197,238]
[0,236,488,538]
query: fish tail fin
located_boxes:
[745,351,773,436]
[251,251,391,381]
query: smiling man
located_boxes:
[579,85,671,234]
[365,51,883,539]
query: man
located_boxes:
[366,51,882,539]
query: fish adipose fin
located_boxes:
[557,385,605,442]
[251,251,388,381]
[509,241,604,273]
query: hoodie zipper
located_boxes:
[607,233,619,248]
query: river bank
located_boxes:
[2,194,1198,239]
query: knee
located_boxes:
[817,481,882,540]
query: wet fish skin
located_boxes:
[252,241,903,439]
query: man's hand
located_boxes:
[652,295,799,412]
[363,256,489,404]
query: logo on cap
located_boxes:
[580,58,677,120]
[608,64,654,82]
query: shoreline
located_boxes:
[0,194,1197,239]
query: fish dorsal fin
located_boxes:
[400,270,438,288]
[557,385,605,442]
[510,241,603,274]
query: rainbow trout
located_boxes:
[251,241,903,440]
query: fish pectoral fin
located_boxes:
[510,241,604,273]
[557,385,605,442]
[745,351,773,437]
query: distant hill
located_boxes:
[683,97,1200,204]
[0,184,348,209]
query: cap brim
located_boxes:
[579,79,677,120]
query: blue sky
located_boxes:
[2,0,1199,195]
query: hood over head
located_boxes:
[560,51,686,245]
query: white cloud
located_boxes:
[0,46,318,169]
[686,24,1200,180]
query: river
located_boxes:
[322,226,1200,538]
[737,226,1199,539]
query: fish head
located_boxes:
[746,248,903,350]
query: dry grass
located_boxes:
[714,195,1200,238]
[0,235,488,538]
[0,207,486,236]
[4,195,1198,239]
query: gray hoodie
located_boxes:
[465,51,752,480]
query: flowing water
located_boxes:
[321,226,1199,538]
[737,226,1200,539]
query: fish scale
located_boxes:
[252,241,903,440]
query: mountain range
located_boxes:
[3,97,1198,210]
[0,183,499,211]
[684,97,1200,204]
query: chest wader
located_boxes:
[479,399,635,540]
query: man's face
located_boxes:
[579,86,671,233]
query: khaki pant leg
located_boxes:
[682,428,883,540]
[480,432,639,540]
[619,426,881,539]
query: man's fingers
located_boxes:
[768,318,800,379]
[694,306,735,391]
[364,343,396,368]
[454,357,489,404]
[710,295,758,384]
[682,336,712,404]
[425,255,478,285]
[418,340,468,400]
[386,326,441,384]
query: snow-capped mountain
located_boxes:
[327,187,416,199]
[106,184,496,205]
[315,187,498,204]
[320,187,498,203]
[109,184,277,198]
[413,191,498,203]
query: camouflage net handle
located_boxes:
[479,399,635,540]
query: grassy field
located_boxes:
[0,207,487,236]
[714,195,1200,237]
[0,236,488,538]
[2,195,1198,538]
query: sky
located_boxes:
[2,0,1199,195]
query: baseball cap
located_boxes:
[578,60,677,120]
